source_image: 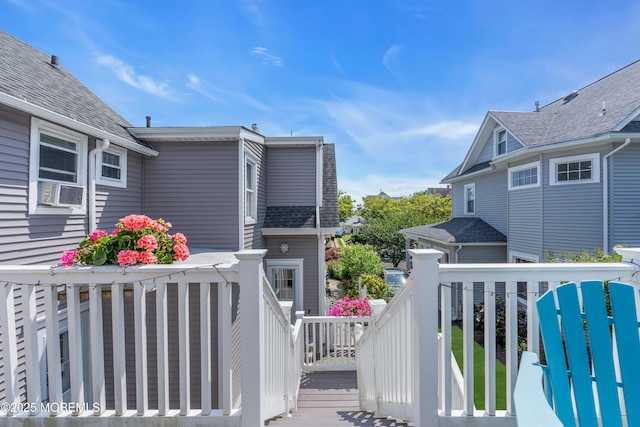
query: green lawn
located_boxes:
[450,325,507,410]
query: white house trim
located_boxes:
[508,161,540,190]
[548,152,600,186]
[261,227,337,236]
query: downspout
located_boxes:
[603,138,631,253]
[455,245,463,263]
[88,138,110,232]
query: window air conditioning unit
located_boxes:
[38,181,85,207]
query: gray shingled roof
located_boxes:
[320,143,340,228]
[263,207,316,228]
[0,30,145,147]
[400,217,506,244]
[494,60,640,147]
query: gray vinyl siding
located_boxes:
[95,150,144,229]
[507,133,523,153]
[507,159,542,259]
[457,245,507,263]
[243,140,266,249]
[609,143,640,248]
[143,141,240,251]
[451,172,507,235]
[265,235,319,315]
[266,146,316,206]
[476,134,494,163]
[0,106,88,265]
[542,147,606,255]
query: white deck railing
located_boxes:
[302,315,372,371]
[356,248,640,427]
[0,249,304,427]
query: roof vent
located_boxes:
[251,123,259,132]
[50,55,59,66]
[535,101,540,112]
[563,91,578,104]
[145,116,151,128]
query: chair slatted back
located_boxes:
[537,281,640,427]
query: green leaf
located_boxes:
[94,249,107,265]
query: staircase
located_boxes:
[265,371,411,426]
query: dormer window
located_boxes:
[495,128,507,156]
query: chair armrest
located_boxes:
[514,351,563,427]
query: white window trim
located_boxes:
[494,127,508,157]
[96,145,127,188]
[29,118,87,215]
[244,154,258,224]
[508,161,541,190]
[265,258,304,314]
[549,153,600,186]
[464,183,475,215]
[509,250,540,263]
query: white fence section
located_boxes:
[0,249,302,427]
[262,277,304,419]
[302,316,373,371]
[356,248,640,427]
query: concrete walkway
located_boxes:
[265,371,411,426]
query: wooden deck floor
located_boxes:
[265,371,411,426]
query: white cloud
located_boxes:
[382,44,402,75]
[96,55,175,100]
[251,47,283,66]
[403,121,478,139]
[185,73,271,111]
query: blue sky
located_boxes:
[3,1,640,203]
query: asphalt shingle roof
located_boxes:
[0,30,144,147]
[320,143,340,228]
[263,207,316,228]
[400,217,506,244]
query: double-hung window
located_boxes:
[508,161,540,190]
[549,153,600,185]
[464,183,475,214]
[495,128,507,156]
[245,157,257,223]
[97,146,127,188]
[29,118,87,214]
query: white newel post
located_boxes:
[409,249,443,427]
[236,249,268,427]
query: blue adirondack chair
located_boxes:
[514,281,640,427]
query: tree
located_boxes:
[338,190,355,222]
[355,192,452,266]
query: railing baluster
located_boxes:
[66,285,85,413]
[111,283,127,415]
[462,281,474,415]
[527,281,540,354]
[155,282,169,415]
[441,282,452,415]
[484,281,496,415]
[89,285,105,415]
[22,284,41,415]
[133,282,148,415]
[505,281,518,415]
[218,282,232,415]
[45,285,63,415]
[0,282,20,415]
[200,282,212,415]
[178,281,191,415]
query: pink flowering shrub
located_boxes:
[61,214,189,267]
[328,296,372,317]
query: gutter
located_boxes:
[0,91,158,157]
[88,139,110,232]
[603,138,631,253]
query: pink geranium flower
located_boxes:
[173,243,190,261]
[90,229,108,241]
[328,296,372,317]
[173,232,187,244]
[138,251,158,265]
[117,250,139,267]
[60,249,77,266]
[119,214,153,231]
[137,234,158,251]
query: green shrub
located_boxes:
[326,260,344,280]
[360,273,393,301]
[339,244,384,282]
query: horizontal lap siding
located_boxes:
[96,150,144,229]
[244,140,266,249]
[477,134,494,163]
[143,141,239,250]
[265,236,319,315]
[610,144,640,248]
[508,159,542,259]
[266,146,315,206]
[542,148,605,255]
[452,172,507,235]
